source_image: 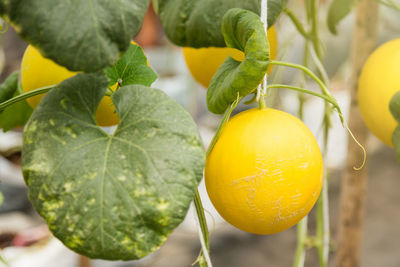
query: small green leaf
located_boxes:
[0,72,19,103]
[207,8,270,114]
[22,73,205,260]
[155,0,286,47]
[327,0,358,35]
[393,126,400,163]
[0,192,3,205]
[390,90,400,123]
[104,43,157,88]
[5,0,150,72]
[0,84,33,132]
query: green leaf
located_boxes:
[154,0,286,47]
[0,84,33,132]
[4,0,150,72]
[393,126,400,163]
[390,90,400,123]
[0,71,19,103]
[104,43,157,88]
[22,73,205,260]
[327,0,358,35]
[207,8,270,114]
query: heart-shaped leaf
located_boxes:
[4,0,150,72]
[154,0,286,47]
[207,8,270,114]
[22,73,205,260]
[389,90,400,123]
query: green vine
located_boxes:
[0,85,54,111]
[0,85,118,112]
[194,94,243,267]
[283,8,309,39]
[269,61,343,123]
[285,1,332,266]
[267,84,340,110]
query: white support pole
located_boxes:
[257,0,269,101]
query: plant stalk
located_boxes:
[193,96,243,267]
[0,85,54,111]
[267,84,339,110]
[269,61,333,99]
[268,61,343,122]
[284,8,309,39]
[293,217,308,267]
[286,2,331,264]
[309,1,330,265]
[293,39,310,267]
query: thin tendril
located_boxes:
[344,121,367,170]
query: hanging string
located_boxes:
[257,0,269,102]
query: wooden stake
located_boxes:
[78,255,91,267]
[336,0,379,266]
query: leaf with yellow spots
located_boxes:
[22,73,205,260]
